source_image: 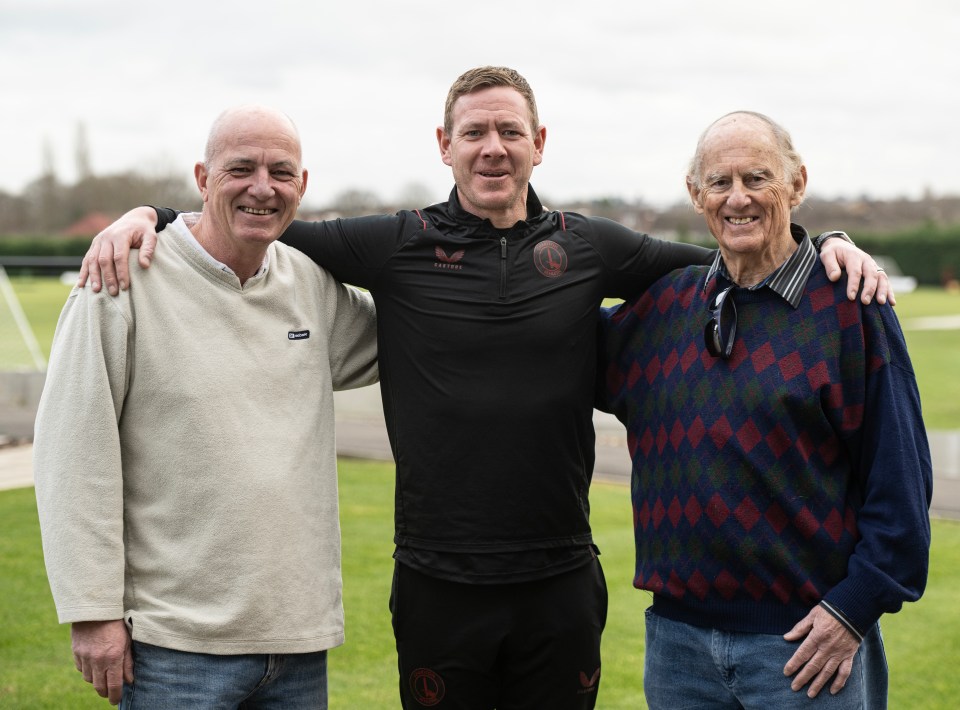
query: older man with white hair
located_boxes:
[599,111,931,709]
[34,105,377,708]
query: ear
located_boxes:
[194,162,210,203]
[299,168,309,199]
[686,177,704,214]
[437,127,453,167]
[532,125,546,167]
[790,164,808,207]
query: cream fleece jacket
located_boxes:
[34,217,378,654]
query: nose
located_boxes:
[727,180,751,209]
[248,167,275,199]
[480,132,507,157]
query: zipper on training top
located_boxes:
[499,237,508,299]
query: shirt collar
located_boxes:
[703,223,815,309]
[178,212,271,280]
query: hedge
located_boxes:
[3,224,958,286]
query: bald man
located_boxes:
[33,106,378,708]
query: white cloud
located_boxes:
[1,0,958,208]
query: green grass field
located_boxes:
[2,462,958,708]
[3,277,959,707]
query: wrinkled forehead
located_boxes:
[208,108,302,163]
[699,119,783,173]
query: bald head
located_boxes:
[687,111,803,193]
[204,105,302,167]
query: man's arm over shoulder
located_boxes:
[278,213,416,289]
[582,216,713,300]
[79,206,159,295]
[159,209,408,288]
[81,205,418,294]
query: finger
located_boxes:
[783,636,815,676]
[782,617,812,642]
[791,663,818,692]
[872,270,887,305]
[75,654,93,683]
[91,659,120,700]
[97,242,120,296]
[789,648,824,691]
[77,259,89,288]
[845,264,864,301]
[124,645,135,684]
[84,251,103,293]
[876,272,894,306]
[821,251,842,282]
[806,658,841,698]
[114,243,131,292]
[88,661,104,696]
[77,236,99,288]
[830,657,854,695]
[138,232,158,270]
[784,649,813,678]
[93,669,110,698]
[106,664,125,704]
[859,274,877,305]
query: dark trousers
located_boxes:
[389,558,608,710]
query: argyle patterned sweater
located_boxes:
[598,260,931,636]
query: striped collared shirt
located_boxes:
[703,223,816,309]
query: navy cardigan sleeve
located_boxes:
[822,303,932,633]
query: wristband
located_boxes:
[812,230,854,252]
[818,600,865,643]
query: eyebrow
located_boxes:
[459,117,526,133]
[224,158,298,171]
[704,167,773,183]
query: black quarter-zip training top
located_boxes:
[160,187,713,583]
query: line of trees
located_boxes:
[0,172,202,236]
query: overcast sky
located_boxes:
[2,0,957,210]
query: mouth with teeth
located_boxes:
[238,206,277,216]
[726,216,757,225]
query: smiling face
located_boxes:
[687,113,806,281]
[194,107,307,269]
[436,85,545,228]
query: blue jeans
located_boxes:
[644,609,888,709]
[120,641,328,709]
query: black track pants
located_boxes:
[389,559,608,709]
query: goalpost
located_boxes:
[0,265,47,372]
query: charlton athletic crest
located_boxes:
[409,668,445,706]
[533,240,567,278]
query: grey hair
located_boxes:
[686,111,803,192]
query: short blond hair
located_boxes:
[443,66,539,134]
